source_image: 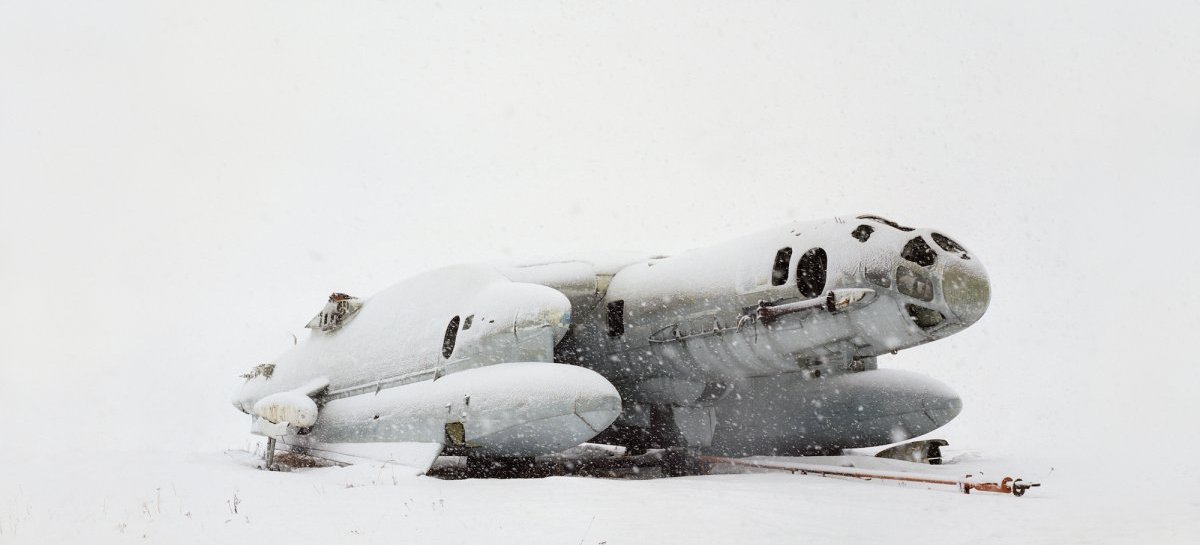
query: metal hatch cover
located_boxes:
[304,292,363,332]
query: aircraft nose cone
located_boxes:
[942,258,990,325]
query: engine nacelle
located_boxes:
[284,362,622,458]
[252,390,320,427]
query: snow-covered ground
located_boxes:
[4,1,1200,543]
[3,445,1193,545]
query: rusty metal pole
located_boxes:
[700,456,1040,497]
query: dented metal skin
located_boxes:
[233,214,989,463]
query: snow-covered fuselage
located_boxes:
[233,215,989,461]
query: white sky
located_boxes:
[1,1,1198,476]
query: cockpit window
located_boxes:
[906,304,945,329]
[866,268,891,288]
[796,248,827,299]
[771,247,792,286]
[851,224,874,242]
[857,215,914,232]
[931,233,966,254]
[902,237,937,267]
[896,265,934,302]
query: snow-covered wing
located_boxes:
[497,253,662,311]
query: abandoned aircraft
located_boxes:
[232,214,990,475]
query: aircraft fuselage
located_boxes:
[233,215,990,461]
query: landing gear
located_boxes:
[874,439,949,465]
[263,437,277,470]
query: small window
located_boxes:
[851,224,874,242]
[462,314,474,330]
[866,268,891,288]
[857,215,914,232]
[796,248,828,299]
[902,237,937,267]
[931,233,966,254]
[607,300,625,337]
[771,248,792,286]
[442,316,461,358]
[906,304,945,329]
[896,266,934,302]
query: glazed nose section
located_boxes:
[942,256,990,326]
